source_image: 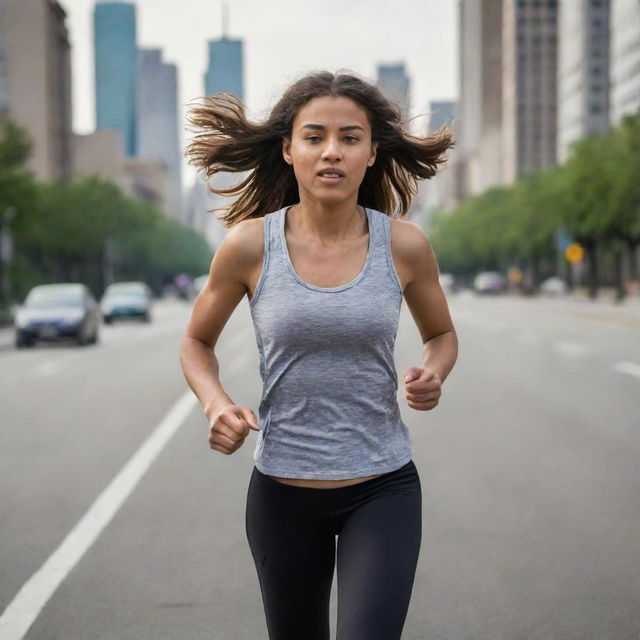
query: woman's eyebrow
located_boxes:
[300,124,365,132]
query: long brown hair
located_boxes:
[185,70,455,226]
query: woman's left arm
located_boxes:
[393,220,458,411]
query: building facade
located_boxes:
[420,101,457,223]
[557,0,611,163]
[502,0,559,184]
[2,0,72,181]
[376,63,410,122]
[204,37,244,99]
[610,0,640,125]
[453,0,503,202]
[94,0,138,157]
[137,48,182,218]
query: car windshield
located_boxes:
[106,284,146,295]
[25,289,84,309]
[103,292,146,302]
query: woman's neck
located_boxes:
[287,198,366,244]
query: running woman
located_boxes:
[180,70,458,640]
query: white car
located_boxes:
[473,271,507,295]
[540,276,568,297]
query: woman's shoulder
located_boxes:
[385,215,433,261]
[220,214,274,276]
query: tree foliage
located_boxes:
[429,108,640,293]
[0,117,212,303]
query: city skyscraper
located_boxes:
[137,48,182,218]
[428,101,456,135]
[455,0,502,201]
[557,0,611,163]
[610,0,640,125]
[94,0,138,157]
[204,37,244,99]
[376,63,410,122]
[502,0,559,183]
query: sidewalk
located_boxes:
[521,287,640,329]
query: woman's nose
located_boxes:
[321,140,342,162]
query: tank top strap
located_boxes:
[366,208,404,294]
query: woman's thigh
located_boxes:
[245,468,336,640]
[335,489,422,639]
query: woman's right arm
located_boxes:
[179,220,261,454]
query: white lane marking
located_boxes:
[553,341,589,357]
[613,361,640,379]
[0,390,198,639]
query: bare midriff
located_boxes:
[267,473,383,489]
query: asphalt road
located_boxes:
[0,293,638,640]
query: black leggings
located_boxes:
[245,460,422,640]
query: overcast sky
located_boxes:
[61,0,458,187]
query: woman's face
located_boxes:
[282,95,377,206]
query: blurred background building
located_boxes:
[419,100,457,227]
[1,0,73,181]
[137,48,182,218]
[443,0,640,214]
[501,0,559,185]
[94,0,138,157]
[610,0,640,125]
[204,36,244,100]
[90,0,184,219]
[455,0,502,201]
[557,0,611,163]
[198,5,245,247]
[376,62,411,123]
[2,0,638,248]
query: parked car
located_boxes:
[14,283,100,348]
[100,281,153,324]
[540,276,568,297]
[473,271,508,295]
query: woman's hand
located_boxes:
[403,366,442,411]
[208,404,260,455]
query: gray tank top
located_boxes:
[249,205,413,479]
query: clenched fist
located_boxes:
[208,404,260,455]
[403,366,442,411]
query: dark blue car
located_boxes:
[14,283,100,348]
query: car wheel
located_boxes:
[104,316,113,325]
[76,325,88,346]
[16,336,34,349]
[142,312,151,323]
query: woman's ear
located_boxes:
[282,138,293,165]
[367,141,378,167]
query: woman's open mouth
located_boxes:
[317,169,345,183]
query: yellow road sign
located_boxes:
[565,243,584,263]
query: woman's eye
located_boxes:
[344,136,359,143]
[306,136,321,143]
